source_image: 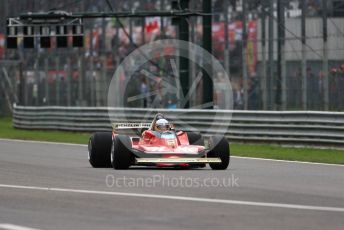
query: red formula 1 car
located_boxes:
[88,114,230,170]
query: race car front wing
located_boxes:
[136,157,221,164]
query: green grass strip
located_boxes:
[231,143,344,165]
[0,117,89,144]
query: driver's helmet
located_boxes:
[155,118,170,132]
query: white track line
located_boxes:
[0,224,41,230]
[0,138,343,167]
[1,184,344,213]
[0,138,86,147]
[231,156,344,167]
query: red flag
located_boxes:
[145,17,160,33]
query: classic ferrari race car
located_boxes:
[88,114,230,170]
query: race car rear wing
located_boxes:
[112,122,151,131]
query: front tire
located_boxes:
[208,136,230,170]
[111,135,135,170]
[88,132,112,168]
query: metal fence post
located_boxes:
[322,0,329,111]
[224,0,230,80]
[301,0,307,110]
[55,55,60,106]
[242,0,248,110]
[261,7,267,110]
[66,57,72,106]
[268,0,274,110]
[44,56,49,105]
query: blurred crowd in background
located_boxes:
[1,0,344,115]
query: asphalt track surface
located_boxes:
[0,139,344,230]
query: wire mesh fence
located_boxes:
[1,0,344,113]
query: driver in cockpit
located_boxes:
[142,113,173,142]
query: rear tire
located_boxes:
[88,132,112,168]
[186,131,204,145]
[186,132,205,168]
[208,136,230,170]
[111,135,134,170]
